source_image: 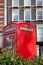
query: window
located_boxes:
[36,9,43,20]
[36,0,42,6]
[12,10,19,21]
[37,25,43,42]
[12,0,19,7]
[24,9,31,21]
[24,0,31,6]
[37,11,42,20]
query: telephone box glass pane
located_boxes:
[5,36,13,49]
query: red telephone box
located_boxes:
[3,22,36,59]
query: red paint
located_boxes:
[3,22,36,59]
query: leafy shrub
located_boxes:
[0,48,43,65]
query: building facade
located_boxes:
[7,0,43,23]
[7,0,43,56]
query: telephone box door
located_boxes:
[3,33,16,50]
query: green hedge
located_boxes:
[0,48,43,65]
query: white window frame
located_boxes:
[12,9,19,21]
[24,0,31,6]
[41,0,43,6]
[12,0,19,7]
[36,9,43,20]
[4,0,7,26]
[36,0,42,6]
[24,9,31,21]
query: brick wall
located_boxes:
[0,0,4,30]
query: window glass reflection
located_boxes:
[12,0,18,7]
[12,11,19,21]
[37,0,42,6]
[37,11,42,20]
[25,11,30,21]
[24,0,31,6]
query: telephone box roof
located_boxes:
[3,22,35,29]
